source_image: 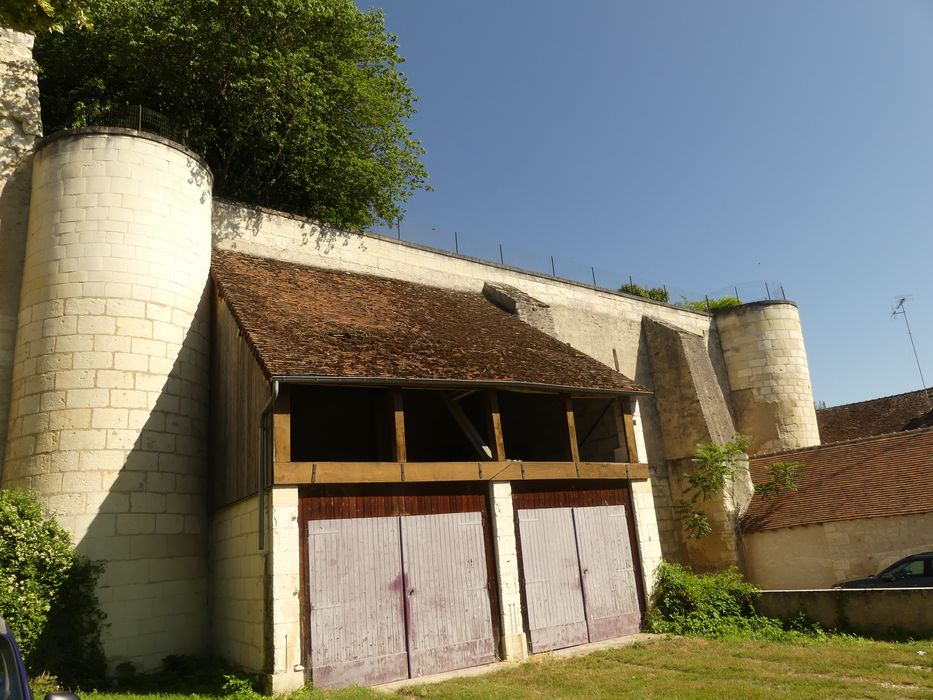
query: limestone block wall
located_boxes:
[267,487,304,694]
[715,302,820,455]
[212,202,728,561]
[1,129,213,669]
[211,496,265,672]
[0,29,42,466]
[744,512,933,590]
[488,482,527,661]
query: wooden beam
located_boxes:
[621,397,639,463]
[273,460,644,485]
[564,396,580,462]
[486,390,506,461]
[392,388,407,462]
[445,398,492,459]
[273,386,291,464]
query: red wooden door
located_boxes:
[400,512,496,677]
[307,516,408,688]
[516,507,589,652]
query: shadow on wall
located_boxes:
[0,157,31,467]
[211,199,369,255]
[73,285,212,672]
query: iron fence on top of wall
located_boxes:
[373,218,787,311]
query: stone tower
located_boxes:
[715,301,820,455]
[1,127,213,669]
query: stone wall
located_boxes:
[756,588,933,640]
[266,487,304,694]
[1,129,213,669]
[0,29,41,466]
[715,302,820,455]
[744,512,933,589]
[210,496,265,671]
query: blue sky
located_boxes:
[364,0,933,407]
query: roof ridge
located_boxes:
[750,424,933,462]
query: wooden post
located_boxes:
[392,388,407,462]
[620,397,639,463]
[486,389,506,461]
[564,396,580,463]
[273,386,291,464]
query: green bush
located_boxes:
[679,295,743,313]
[646,562,828,641]
[0,489,106,689]
[619,282,670,303]
[647,563,759,636]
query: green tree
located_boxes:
[34,0,428,229]
[0,0,86,33]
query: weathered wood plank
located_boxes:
[393,389,407,462]
[276,461,643,484]
[620,397,639,463]
[486,390,506,461]
[273,386,291,463]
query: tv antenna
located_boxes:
[891,295,926,390]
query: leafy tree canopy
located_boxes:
[34,0,428,228]
[0,0,86,33]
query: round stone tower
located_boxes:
[715,300,820,456]
[1,128,212,669]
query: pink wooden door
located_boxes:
[516,508,588,652]
[400,512,496,678]
[573,505,641,641]
[307,516,408,688]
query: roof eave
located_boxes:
[268,374,652,397]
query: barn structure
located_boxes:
[0,29,824,690]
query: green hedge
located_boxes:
[0,489,106,689]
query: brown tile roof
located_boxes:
[210,249,648,394]
[742,427,933,532]
[816,388,933,443]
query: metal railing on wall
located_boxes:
[67,104,189,147]
[372,218,786,310]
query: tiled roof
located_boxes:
[210,249,648,394]
[816,388,933,443]
[742,427,933,532]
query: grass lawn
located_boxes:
[82,636,933,700]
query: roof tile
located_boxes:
[211,249,648,394]
[743,427,933,532]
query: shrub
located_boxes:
[647,562,761,637]
[619,282,670,303]
[647,563,836,642]
[0,490,106,689]
[679,295,743,313]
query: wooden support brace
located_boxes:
[564,395,581,463]
[445,397,493,459]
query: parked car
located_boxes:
[0,617,79,700]
[834,552,933,588]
